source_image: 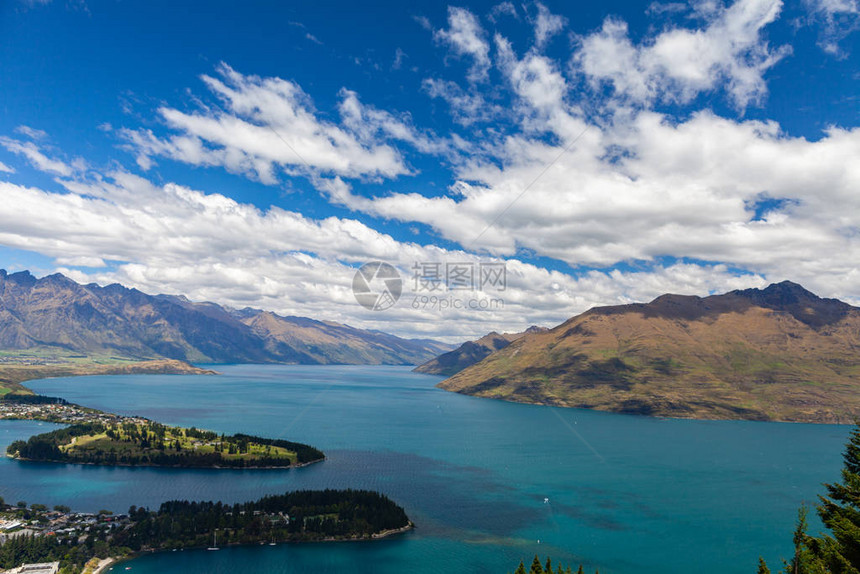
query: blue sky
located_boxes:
[0,0,858,340]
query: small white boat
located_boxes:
[207,531,220,550]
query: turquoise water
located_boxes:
[0,365,851,573]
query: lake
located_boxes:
[0,365,851,574]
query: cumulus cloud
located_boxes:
[0,167,770,341]
[434,7,492,83]
[322,97,860,302]
[121,64,413,184]
[574,0,790,109]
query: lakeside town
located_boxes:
[0,488,412,574]
[0,500,129,574]
[0,399,149,428]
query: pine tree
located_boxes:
[576,566,584,574]
[757,556,771,574]
[807,424,860,573]
[530,555,544,574]
[545,557,552,574]
[514,561,527,574]
[783,506,826,574]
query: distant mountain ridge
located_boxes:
[414,326,548,376]
[0,270,449,365]
[437,282,860,423]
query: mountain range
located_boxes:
[0,270,449,365]
[434,281,860,423]
[414,326,547,376]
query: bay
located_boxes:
[0,365,850,574]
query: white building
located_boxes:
[5,562,60,574]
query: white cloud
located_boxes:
[15,125,48,140]
[321,102,860,304]
[422,78,502,125]
[122,64,413,184]
[0,167,772,341]
[393,47,407,70]
[531,3,567,49]
[0,161,14,174]
[434,7,492,83]
[0,138,77,177]
[337,89,455,156]
[804,0,860,54]
[489,1,518,22]
[54,256,107,267]
[574,0,790,109]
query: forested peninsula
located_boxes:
[0,490,413,573]
[2,395,324,469]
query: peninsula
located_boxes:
[0,490,412,573]
[2,398,324,469]
[434,282,860,424]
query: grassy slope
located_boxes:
[0,352,215,395]
[440,305,860,423]
[60,422,299,466]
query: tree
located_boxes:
[783,506,826,574]
[777,423,860,574]
[757,557,771,574]
[530,555,544,574]
[807,424,860,573]
[514,561,527,574]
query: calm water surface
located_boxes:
[0,365,850,574]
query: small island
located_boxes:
[0,490,413,573]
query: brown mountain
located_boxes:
[438,282,860,423]
[414,326,548,376]
[0,269,449,365]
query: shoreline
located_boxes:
[7,453,326,471]
[90,557,118,574]
[442,386,858,426]
[134,522,415,553]
[371,522,415,540]
[0,359,218,396]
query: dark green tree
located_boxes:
[783,506,826,574]
[530,555,544,574]
[757,556,771,574]
[806,424,860,573]
[514,561,527,574]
